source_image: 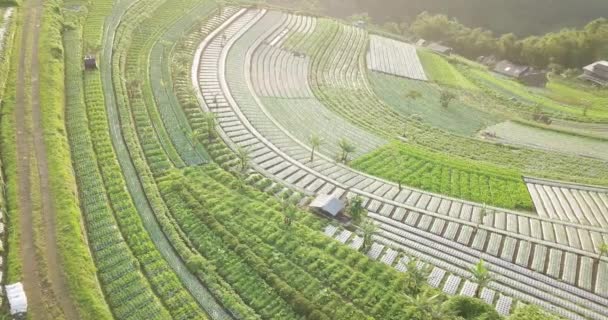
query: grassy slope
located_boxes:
[368,71,501,136]
[417,50,478,90]
[463,67,608,122]
[481,121,608,161]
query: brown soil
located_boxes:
[14,0,79,318]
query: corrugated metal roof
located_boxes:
[310,194,344,217]
[494,60,529,78]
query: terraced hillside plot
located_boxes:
[251,14,316,98]
[262,97,387,158]
[352,142,533,210]
[482,121,608,160]
[194,9,608,318]
[464,68,608,121]
[249,13,385,158]
[369,71,501,136]
[367,35,427,81]
[526,177,608,229]
[418,50,478,90]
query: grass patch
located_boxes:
[482,121,608,161]
[464,67,608,122]
[368,71,501,136]
[417,50,478,90]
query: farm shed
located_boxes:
[494,60,548,87]
[580,60,608,86]
[310,194,344,217]
[84,55,97,70]
[6,282,27,316]
[427,43,453,56]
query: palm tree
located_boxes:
[469,259,492,298]
[236,147,250,173]
[404,258,432,296]
[283,204,298,226]
[348,196,365,224]
[360,219,378,253]
[598,242,608,261]
[308,134,324,162]
[338,138,356,164]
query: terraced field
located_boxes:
[482,121,608,161]
[368,71,501,136]
[367,35,427,81]
[192,8,608,319]
[418,50,478,90]
[0,1,606,319]
[462,67,608,122]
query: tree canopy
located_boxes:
[410,13,608,69]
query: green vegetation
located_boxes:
[0,1,599,318]
[508,305,561,320]
[482,121,608,160]
[417,50,478,90]
[368,72,499,136]
[352,142,533,209]
[545,79,608,110]
[304,0,608,37]
[300,15,608,191]
[39,0,114,317]
[410,11,608,69]
[462,67,608,122]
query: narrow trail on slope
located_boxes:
[15,0,79,318]
[15,0,44,317]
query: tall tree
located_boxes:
[348,196,366,224]
[360,219,378,253]
[338,138,356,164]
[308,134,324,162]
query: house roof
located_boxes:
[494,60,530,78]
[310,194,344,217]
[6,282,27,315]
[427,42,452,54]
[583,60,608,74]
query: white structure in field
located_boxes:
[367,35,427,81]
[310,194,344,217]
[6,282,27,316]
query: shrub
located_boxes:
[443,296,502,320]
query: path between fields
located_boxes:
[15,0,79,318]
[15,0,43,317]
